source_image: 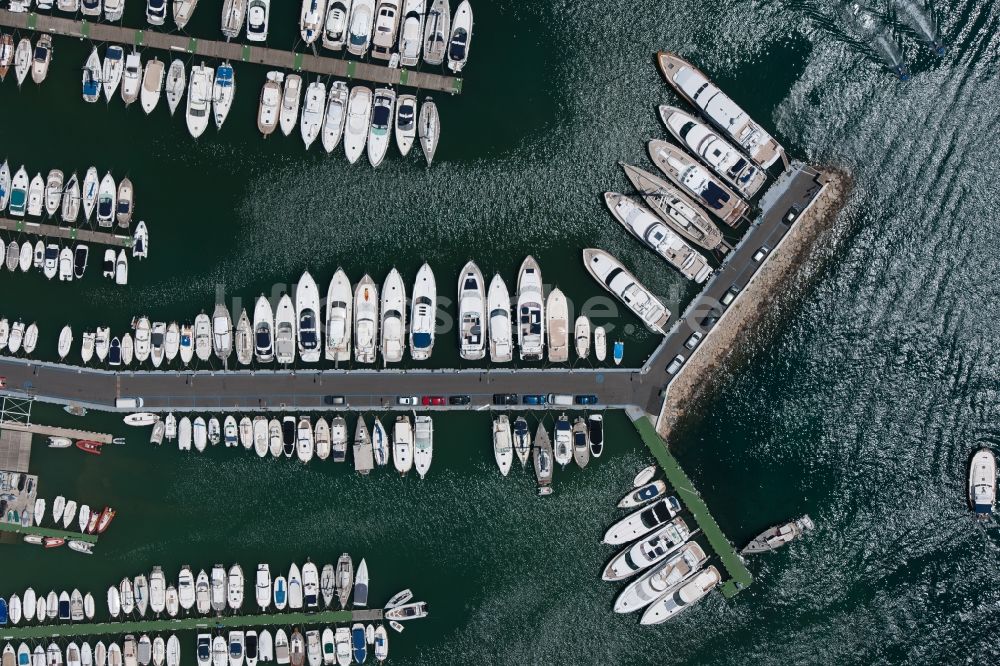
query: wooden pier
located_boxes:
[0,217,133,249]
[0,608,386,641]
[0,10,463,94]
[0,420,114,444]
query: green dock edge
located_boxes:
[0,522,98,544]
[628,411,752,598]
[0,610,357,641]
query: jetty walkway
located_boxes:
[0,609,384,641]
[0,217,134,250]
[0,10,463,94]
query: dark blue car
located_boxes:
[522,394,548,405]
[574,395,598,405]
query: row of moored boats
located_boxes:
[0,237,141,286]
[0,33,52,86]
[509,413,606,496]
[0,161,137,228]
[51,259,620,367]
[258,75,440,165]
[136,410,436,477]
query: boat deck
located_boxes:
[0,217,134,250]
[0,608,385,641]
[628,408,752,598]
[0,10,463,94]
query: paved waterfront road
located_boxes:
[0,167,824,418]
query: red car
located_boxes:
[421,396,445,406]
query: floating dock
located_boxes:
[0,520,98,545]
[0,10,463,94]
[0,609,385,641]
[0,217,134,249]
[0,420,114,444]
[628,408,752,598]
[0,427,32,472]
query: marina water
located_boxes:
[1,0,999,662]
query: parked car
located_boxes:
[422,396,445,406]
[721,285,741,307]
[522,394,548,405]
[574,395,598,405]
[323,395,346,405]
[449,395,471,405]
[699,312,720,328]
[493,393,518,405]
[666,354,685,374]
[397,396,419,406]
[684,331,704,349]
[752,246,770,262]
[784,204,801,224]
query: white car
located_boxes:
[666,354,685,375]
[396,395,419,406]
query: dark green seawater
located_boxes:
[2,0,999,662]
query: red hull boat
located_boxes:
[76,440,104,455]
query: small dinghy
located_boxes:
[165,59,186,115]
[418,97,439,166]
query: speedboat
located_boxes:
[212,303,233,364]
[394,94,417,156]
[574,316,590,359]
[353,559,369,607]
[246,0,269,40]
[102,45,124,101]
[300,80,326,149]
[178,567,195,611]
[279,73,302,136]
[194,312,212,361]
[346,0,374,56]
[614,542,708,614]
[59,247,74,281]
[380,268,406,364]
[133,220,149,258]
[97,172,115,226]
[457,260,485,360]
[105,0,124,20]
[82,48,101,102]
[19,238,32,271]
[213,62,235,129]
[287,563,303,609]
[603,516,691,581]
[545,288,568,362]
[414,415,433,478]
[45,169,63,217]
[393,415,413,475]
[43,243,58,279]
[297,416,314,462]
[62,172,81,222]
[603,496,683,545]
[659,105,766,198]
[742,515,815,554]
[140,57,165,114]
[588,414,604,457]
[253,296,274,362]
[353,274,378,363]
[321,0,350,50]
[186,63,214,139]
[210,564,226,612]
[640,565,721,625]
[613,340,624,365]
[322,81,349,153]
[302,560,320,607]
[134,317,152,363]
[657,51,786,169]
[604,192,711,283]
[31,34,53,84]
[648,139,748,227]
[493,415,513,476]
[257,71,282,136]
[228,564,244,610]
[221,0,248,39]
[115,249,128,285]
[572,416,590,468]
[149,567,165,615]
[409,262,436,360]
[417,97,439,165]
[149,323,165,367]
[314,417,331,460]
[120,51,142,105]
[619,162,724,251]
[333,630,351,666]
[516,256,544,360]
[177,325,193,366]
[274,294,296,364]
[195,570,210,612]
[255,564,272,610]
[300,0,325,44]
[397,0,423,66]
[446,0,472,72]
[343,86,373,164]
[13,38,30,87]
[372,417,389,466]
[8,166,28,216]
[335,554,353,608]
[324,268,352,362]
[486,274,512,362]
[94,326,110,361]
[174,0,200,29]
[117,177,134,228]
[370,0,400,60]
[165,60,186,115]
[80,331,95,363]
[22,322,38,354]
[289,631,305,666]
[533,424,553,490]
[81,0,100,16]
[367,87,395,166]
[383,601,428,621]
[422,0,449,65]
[0,160,9,212]
[58,325,73,359]
[970,448,997,519]
[253,417,269,457]
[582,249,671,334]
[296,271,322,362]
